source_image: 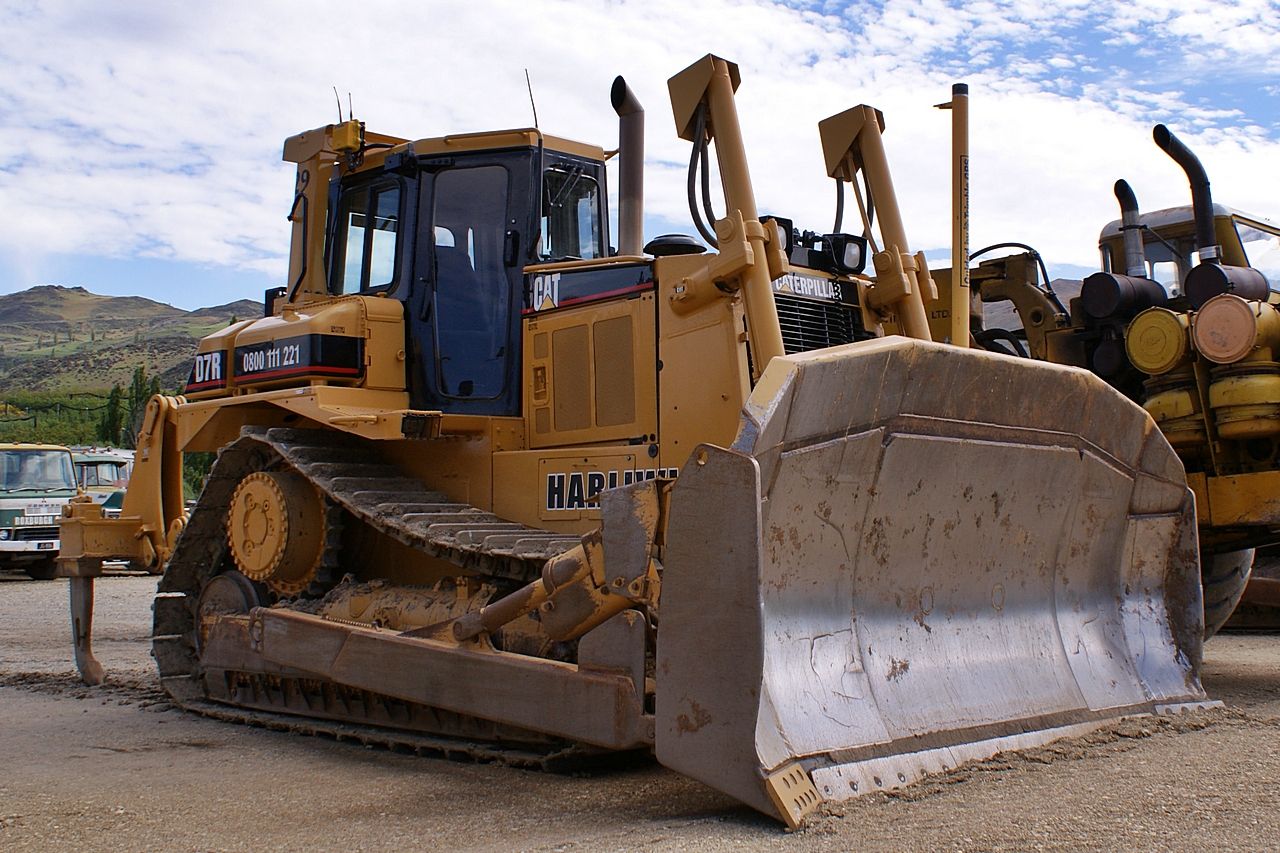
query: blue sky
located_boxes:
[0,0,1276,309]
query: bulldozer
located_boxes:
[955,126,1280,635]
[57,55,1214,827]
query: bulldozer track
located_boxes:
[151,426,590,768]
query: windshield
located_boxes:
[1236,218,1280,287]
[76,460,129,488]
[542,167,603,261]
[1,450,77,492]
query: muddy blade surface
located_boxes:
[655,337,1207,826]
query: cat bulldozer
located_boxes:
[958,125,1280,635]
[57,55,1214,827]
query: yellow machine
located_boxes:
[963,126,1280,635]
[58,56,1214,827]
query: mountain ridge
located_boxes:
[0,285,262,392]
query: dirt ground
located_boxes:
[1,571,1276,853]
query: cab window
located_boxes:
[541,166,602,261]
[332,180,402,294]
[77,461,127,487]
[1236,218,1280,287]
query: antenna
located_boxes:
[348,92,353,121]
[525,69,539,129]
[333,86,343,123]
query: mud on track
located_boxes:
[1,572,1277,852]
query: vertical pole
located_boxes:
[950,84,970,348]
[703,57,786,378]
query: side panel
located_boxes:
[523,293,657,449]
[652,253,752,472]
[492,446,678,533]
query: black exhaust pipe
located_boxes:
[1153,124,1269,307]
[611,76,644,257]
[1153,124,1218,266]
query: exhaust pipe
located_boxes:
[1153,125,1218,265]
[1154,124,1269,307]
[1079,175,1164,321]
[1114,179,1147,278]
[611,76,644,256]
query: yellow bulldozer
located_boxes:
[58,55,1214,827]
[960,126,1280,635]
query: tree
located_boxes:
[123,366,161,447]
[127,366,147,424]
[183,452,214,501]
[97,384,124,445]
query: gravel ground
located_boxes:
[1,571,1277,852]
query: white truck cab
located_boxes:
[0,444,79,579]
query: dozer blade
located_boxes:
[655,336,1211,827]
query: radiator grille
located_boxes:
[14,527,58,541]
[775,294,868,354]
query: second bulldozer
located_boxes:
[58,55,1213,827]
[955,125,1280,635]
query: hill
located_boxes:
[0,285,261,393]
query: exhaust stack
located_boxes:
[1114,179,1147,278]
[1154,124,1269,307]
[611,76,644,256]
[1080,179,1165,321]
[1153,125,1218,265]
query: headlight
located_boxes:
[0,530,10,540]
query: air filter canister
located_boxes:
[1080,271,1168,319]
[1185,262,1270,309]
[1126,308,1190,375]
[1192,294,1280,365]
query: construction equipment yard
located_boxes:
[1,570,1276,852]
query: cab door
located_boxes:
[407,156,532,416]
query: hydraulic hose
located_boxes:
[833,178,844,233]
[687,105,718,248]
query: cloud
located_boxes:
[0,0,1275,306]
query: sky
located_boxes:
[0,0,1276,310]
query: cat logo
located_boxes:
[531,272,561,311]
[772,272,840,300]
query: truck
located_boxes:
[71,446,135,518]
[1,443,79,579]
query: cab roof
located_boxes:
[1098,204,1277,241]
[404,128,608,162]
[286,124,608,168]
[70,447,135,462]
